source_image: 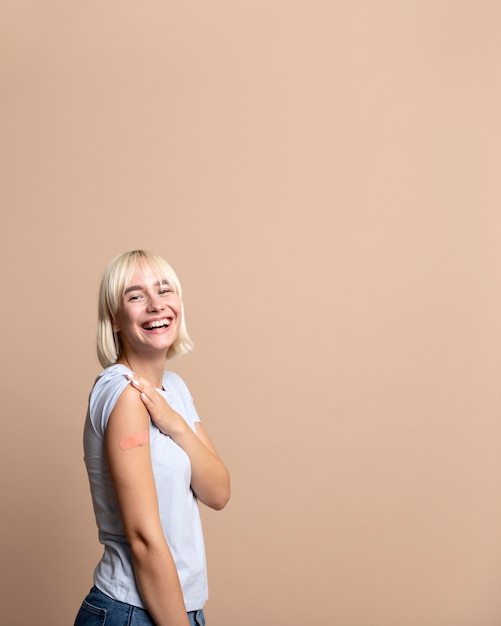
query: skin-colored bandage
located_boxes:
[119,430,149,451]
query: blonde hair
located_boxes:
[97,250,194,368]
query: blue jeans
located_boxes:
[74,586,205,626]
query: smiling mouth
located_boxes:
[143,319,172,330]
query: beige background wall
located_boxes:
[2,2,501,625]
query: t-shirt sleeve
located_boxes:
[89,366,132,437]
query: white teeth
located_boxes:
[146,319,170,329]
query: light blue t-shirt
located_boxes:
[83,364,208,611]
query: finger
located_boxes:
[139,392,157,410]
[125,374,143,391]
[124,375,159,406]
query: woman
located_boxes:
[75,250,230,626]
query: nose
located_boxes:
[146,293,165,312]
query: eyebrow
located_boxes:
[124,279,169,295]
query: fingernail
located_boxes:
[132,379,141,387]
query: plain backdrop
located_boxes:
[2,2,501,625]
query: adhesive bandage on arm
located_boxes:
[119,430,149,451]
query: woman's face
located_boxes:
[113,262,181,360]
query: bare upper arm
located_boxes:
[105,385,163,542]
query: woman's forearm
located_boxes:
[131,537,190,626]
[172,422,231,510]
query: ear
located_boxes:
[112,318,120,332]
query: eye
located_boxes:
[127,294,143,302]
[159,287,172,295]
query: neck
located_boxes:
[118,351,166,389]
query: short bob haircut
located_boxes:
[97,250,194,368]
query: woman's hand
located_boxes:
[126,373,230,510]
[125,373,186,438]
